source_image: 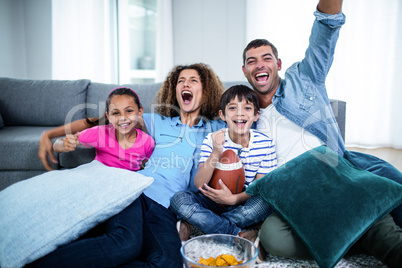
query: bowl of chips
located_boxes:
[181,234,258,267]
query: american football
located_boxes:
[209,149,245,194]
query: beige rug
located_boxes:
[256,253,386,268]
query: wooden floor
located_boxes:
[346,147,402,172]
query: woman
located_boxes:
[33,63,226,268]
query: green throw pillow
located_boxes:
[246,145,402,268]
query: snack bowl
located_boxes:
[181,234,257,268]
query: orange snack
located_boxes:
[198,254,243,266]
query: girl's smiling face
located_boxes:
[106,94,143,137]
[175,69,203,116]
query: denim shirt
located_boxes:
[273,10,346,156]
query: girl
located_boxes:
[53,87,155,171]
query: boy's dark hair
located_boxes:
[220,85,259,116]
[242,39,279,64]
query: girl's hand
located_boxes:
[199,179,237,206]
[63,134,80,152]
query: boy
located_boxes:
[170,85,277,241]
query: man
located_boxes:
[242,0,402,267]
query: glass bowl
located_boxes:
[181,234,258,268]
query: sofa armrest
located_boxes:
[329,99,346,142]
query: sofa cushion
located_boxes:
[59,146,96,168]
[85,82,119,118]
[0,77,89,126]
[222,81,250,90]
[246,145,402,268]
[123,83,163,114]
[0,160,154,268]
[0,126,59,171]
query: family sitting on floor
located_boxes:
[30,0,402,267]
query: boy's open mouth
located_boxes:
[182,91,193,103]
[234,120,247,126]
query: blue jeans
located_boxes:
[170,190,273,235]
[27,194,182,268]
[344,150,402,227]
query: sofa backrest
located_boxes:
[86,82,163,118]
[0,77,89,126]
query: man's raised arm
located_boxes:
[317,0,343,14]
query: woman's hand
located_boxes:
[199,180,237,206]
[37,118,94,170]
[38,132,58,171]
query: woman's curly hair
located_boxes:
[153,63,225,120]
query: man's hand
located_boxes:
[199,179,237,206]
[38,132,58,171]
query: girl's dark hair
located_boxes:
[220,85,259,116]
[86,87,141,126]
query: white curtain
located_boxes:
[246,0,402,149]
[155,0,174,82]
[51,0,117,83]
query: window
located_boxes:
[118,0,157,84]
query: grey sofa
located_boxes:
[0,77,346,191]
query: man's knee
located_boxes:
[259,212,312,260]
[356,214,402,268]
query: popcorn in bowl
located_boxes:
[181,234,257,268]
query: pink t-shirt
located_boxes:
[78,125,155,171]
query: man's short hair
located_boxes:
[243,39,279,64]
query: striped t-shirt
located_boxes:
[199,128,278,188]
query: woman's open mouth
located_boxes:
[182,90,193,104]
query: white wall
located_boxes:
[172,0,247,82]
[0,0,27,78]
[0,0,51,79]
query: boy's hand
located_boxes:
[63,134,80,152]
[199,179,237,206]
[211,129,225,155]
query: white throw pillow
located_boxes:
[0,160,153,268]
